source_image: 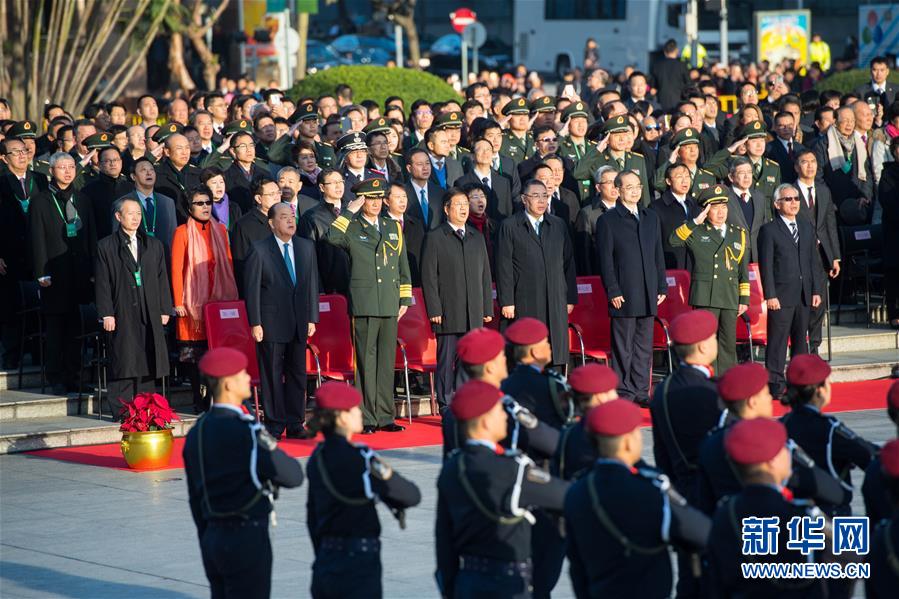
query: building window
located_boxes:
[545,0,627,20]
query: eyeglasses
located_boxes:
[415,109,433,116]
[192,200,213,206]
[100,158,122,164]
[643,124,661,131]
[234,143,256,150]
[537,137,557,143]
[322,181,343,186]
[259,191,281,198]
[779,196,800,202]
[448,202,469,208]
[619,184,643,193]
[5,149,26,157]
[524,193,549,200]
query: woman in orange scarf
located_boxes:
[171,187,238,412]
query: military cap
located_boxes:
[222,119,254,137]
[669,310,717,345]
[501,97,530,116]
[585,399,643,436]
[737,119,768,140]
[288,102,319,124]
[83,132,114,150]
[881,439,899,478]
[199,347,248,378]
[670,127,701,149]
[351,177,387,199]
[888,380,899,410]
[601,114,630,134]
[450,380,504,421]
[569,363,618,396]
[363,117,392,138]
[335,131,368,153]
[530,96,557,113]
[786,354,831,386]
[718,362,769,403]
[724,418,787,465]
[315,381,362,411]
[433,110,463,129]
[560,101,591,123]
[457,328,505,365]
[153,122,183,144]
[7,120,37,139]
[697,184,729,208]
[504,317,549,346]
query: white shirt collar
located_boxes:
[672,192,687,203]
[779,214,797,226]
[525,211,543,228]
[449,222,466,235]
[411,180,427,197]
[779,137,794,148]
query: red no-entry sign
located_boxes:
[450,8,476,34]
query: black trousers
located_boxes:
[610,316,654,404]
[808,261,830,351]
[766,304,810,395]
[885,266,899,321]
[311,547,382,599]
[256,336,307,437]
[106,376,157,414]
[44,309,81,386]
[435,333,465,413]
[200,522,272,599]
[531,510,566,599]
[454,570,531,599]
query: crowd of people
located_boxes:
[1,37,899,598]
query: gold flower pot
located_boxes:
[120,429,174,470]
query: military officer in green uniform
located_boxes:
[72,131,115,189]
[499,97,535,163]
[732,120,780,210]
[266,103,336,169]
[6,121,50,180]
[669,185,750,373]
[433,110,470,164]
[530,95,558,129]
[557,101,595,202]
[574,114,651,207]
[654,128,722,201]
[327,178,413,434]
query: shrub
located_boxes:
[288,65,461,114]
[816,68,899,94]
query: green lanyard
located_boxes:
[141,194,157,236]
[50,190,79,237]
[15,176,33,213]
[572,140,583,161]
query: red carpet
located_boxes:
[25,380,895,472]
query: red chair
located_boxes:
[736,263,768,361]
[568,276,611,366]
[653,269,693,371]
[395,288,436,421]
[204,300,263,420]
[306,294,356,384]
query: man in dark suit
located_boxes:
[383,181,425,287]
[454,138,514,220]
[496,179,577,369]
[471,118,522,200]
[297,168,351,295]
[405,148,444,230]
[426,127,464,190]
[154,132,201,224]
[231,178,283,294]
[223,129,270,213]
[596,170,668,405]
[650,162,700,270]
[531,162,579,239]
[650,39,691,111]
[244,202,320,439]
[421,187,493,413]
[854,56,897,109]
[81,146,134,239]
[574,165,620,275]
[757,184,824,397]
[122,157,177,257]
[794,150,841,355]
[766,111,806,184]
[725,157,771,263]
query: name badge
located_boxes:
[66,222,78,238]
[700,235,711,242]
[134,269,142,287]
[359,235,368,240]
[388,233,398,241]
[734,242,742,250]
[766,176,775,183]
[698,183,710,190]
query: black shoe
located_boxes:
[361,425,377,435]
[379,423,406,432]
[286,428,311,440]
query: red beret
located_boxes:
[718,362,769,402]
[724,418,787,465]
[315,381,361,411]
[450,380,504,421]
[198,347,247,378]
[669,310,717,345]
[457,328,505,365]
[569,363,619,395]
[584,399,643,436]
[881,439,899,478]
[504,317,549,346]
[887,380,899,410]
[786,354,831,386]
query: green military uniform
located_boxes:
[573,115,651,206]
[499,97,534,163]
[653,127,723,202]
[266,103,337,168]
[669,185,750,373]
[6,121,50,180]
[558,101,596,202]
[326,178,413,430]
[69,131,114,189]
[751,156,781,206]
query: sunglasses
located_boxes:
[644,124,661,131]
[192,200,213,206]
[779,196,800,202]
[537,137,557,143]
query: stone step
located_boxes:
[0,390,91,421]
[0,366,44,391]
[825,325,898,354]
[825,348,899,383]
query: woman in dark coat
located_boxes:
[879,137,899,328]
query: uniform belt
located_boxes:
[459,555,532,578]
[320,536,381,553]
[206,517,268,528]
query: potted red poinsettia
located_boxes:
[119,393,179,470]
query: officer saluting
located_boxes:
[669,185,750,373]
[565,399,711,598]
[573,115,651,207]
[436,380,570,599]
[182,348,305,599]
[306,382,421,599]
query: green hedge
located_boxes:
[816,68,899,93]
[289,66,460,112]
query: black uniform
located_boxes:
[182,405,305,599]
[306,433,421,599]
[435,441,570,599]
[862,455,892,524]
[866,512,899,599]
[565,459,711,598]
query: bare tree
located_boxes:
[371,0,420,69]
[166,0,230,93]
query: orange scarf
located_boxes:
[184,218,237,322]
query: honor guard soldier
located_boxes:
[867,439,899,599]
[557,101,595,202]
[327,178,412,433]
[706,418,829,598]
[565,399,711,598]
[267,102,337,169]
[862,380,899,523]
[182,348,305,599]
[435,380,570,599]
[441,328,560,460]
[669,185,750,373]
[573,115,651,207]
[653,128,719,200]
[306,382,421,599]
[499,97,535,163]
[696,362,845,515]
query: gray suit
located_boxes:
[725,187,770,263]
[116,190,177,259]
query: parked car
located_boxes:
[424,34,511,76]
[330,35,422,66]
[307,40,349,73]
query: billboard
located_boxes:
[755,10,811,66]
[859,5,899,66]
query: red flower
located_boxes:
[119,393,179,432]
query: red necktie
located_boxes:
[807,187,815,209]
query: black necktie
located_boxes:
[455,229,464,241]
[807,187,815,210]
[790,222,799,244]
